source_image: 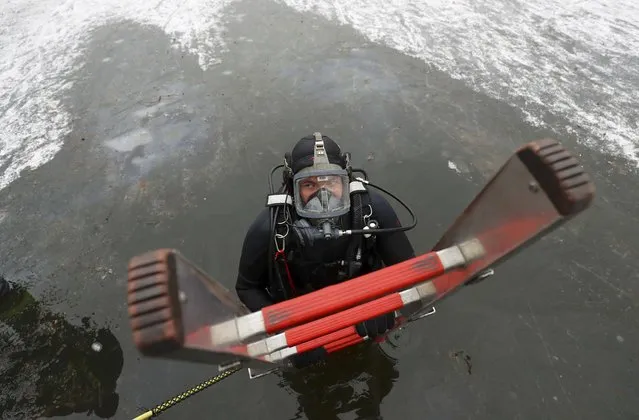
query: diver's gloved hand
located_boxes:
[289,347,328,369]
[356,312,395,339]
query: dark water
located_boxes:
[0,281,123,418]
[1,1,638,419]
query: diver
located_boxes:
[0,275,124,418]
[235,132,418,368]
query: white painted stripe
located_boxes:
[436,246,466,270]
[247,333,288,357]
[207,311,266,348]
[247,339,270,357]
[458,238,486,262]
[266,346,298,362]
[399,288,420,305]
[281,347,298,358]
[265,334,289,354]
[263,351,278,362]
[236,312,266,341]
[437,239,485,269]
[415,282,437,300]
[209,319,240,348]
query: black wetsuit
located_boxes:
[235,189,416,312]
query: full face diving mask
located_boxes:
[292,135,351,221]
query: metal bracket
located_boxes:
[414,305,437,320]
[466,268,495,285]
[248,367,279,379]
[406,305,437,323]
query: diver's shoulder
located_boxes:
[366,187,392,208]
[246,207,272,236]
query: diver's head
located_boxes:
[288,133,351,223]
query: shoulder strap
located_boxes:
[344,180,374,277]
[264,186,297,302]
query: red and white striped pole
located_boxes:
[258,214,561,360]
[208,239,484,349]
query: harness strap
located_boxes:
[274,249,297,297]
[270,180,377,293]
[344,182,374,277]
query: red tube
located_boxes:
[284,293,404,347]
[326,335,365,353]
[295,326,357,354]
[262,252,444,332]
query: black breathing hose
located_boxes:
[340,177,417,235]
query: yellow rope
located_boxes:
[132,366,242,419]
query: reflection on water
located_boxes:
[278,342,399,420]
[0,276,123,418]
